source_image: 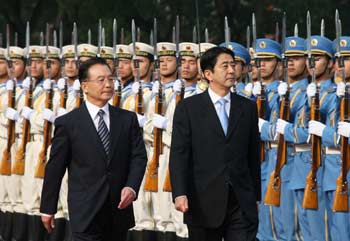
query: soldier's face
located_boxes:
[0,59,8,78]
[260,58,277,79]
[307,55,333,78]
[205,53,235,91]
[159,56,177,77]
[132,56,153,81]
[250,60,258,81]
[64,58,78,78]
[117,58,133,81]
[11,59,25,80]
[29,58,44,79]
[181,56,198,82]
[81,64,114,106]
[44,59,61,80]
[335,57,350,80]
[287,56,307,79]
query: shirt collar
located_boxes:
[208,87,231,105]
[85,99,110,120]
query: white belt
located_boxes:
[270,143,278,148]
[31,134,43,142]
[325,147,341,155]
[295,144,311,152]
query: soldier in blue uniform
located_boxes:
[252,38,281,241]
[275,36,309,241]
[302,35,335,241]
[322,36,350,241]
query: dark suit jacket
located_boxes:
[40,102,147,233]
[169,90,261,228]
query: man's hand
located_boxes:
[41,214,55,234]
[118,187,136,209]
[174,196,189,213]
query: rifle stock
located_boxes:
[113,81,122,107]
[13,84,33,175]
[0,85,16,175]
[265,91,290,206]
[34,88,53,178]
[333,85,350,211]
[144,87,163,192]
[163,82,185,192]
[257,86,266,163]
[303,92,321,209]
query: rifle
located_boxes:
[0,24,16,175]
[252,13,266,163]
[265,13,289,206]
[144,18,162,192]
[13,22,32,175]
[132,19,144,115]
[303,11,322,209]
[164,15,183,192]
[112,18,122,107]
[333,11,350,211]
[35,23,54,178]
[72,23,83,108]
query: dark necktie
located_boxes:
[97,109,110,155]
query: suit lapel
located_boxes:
[226,94,243,139]
[107,106,123,165]
[201,91,226,138]
[78,102,107,162]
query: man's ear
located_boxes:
[81,82,88,94]
[204,69,213,82]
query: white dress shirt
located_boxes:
[208,87,231,118]
[85,100,110,131]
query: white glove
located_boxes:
[258,118,267,133]
[173,79,183,93]
[136,113,147,128]
[57,78,66,90]
[42,108,55,123]
[276,118,289,135]
[244,83,253,95]
[6,107,18,121]
[114,79,121,90]
[22,77,31,90]
[338,121,350,138]
[152,81,160,95]
[132,81,140,94]
[152,114,168,130]
[336,82,346,97]
[57,107,67,117]
[252,82,262,96]
[308,120,326,137]
[73,79,81,91]
[196,85,204,94]
[43,79,52,91]
[6,80,14,91]
[278,82,288,96]
[307,83,316,99]
[21,106,34,120]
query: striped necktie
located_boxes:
[97,109,110,155]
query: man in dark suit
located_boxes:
[40,58,147,241]
[169,47,261,241]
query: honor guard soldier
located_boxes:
[77,43,98,62]
[116,45,133,106]
[251,38,281,241]
[0,47,10,241]
[123,42,154,234]
[322,36,350,241]
[302,35,335,241]
[274,36,309,241]
[196,43,216,93]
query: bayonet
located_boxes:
[275,22,280,42]
[224,16,230,44]
[102,27,106,46]
[88,29,91,44]
[149,30,153,46]
[73,22,78,68]
[45,23,52,80]
[59,20,65,78]
[98,19,102,57]
[137,27,141,42]
[172,26,175,44]
[120,28,124,44]
[14,32,18,46]
[294,23,299,37]
[175,15,182,80]
[321,18,325,37]
[40,31,44,46]
[246,26,250,49]
[112,18,118,78]
[205,28,209,43]
[192,26,197,43]
[53,30,57,47]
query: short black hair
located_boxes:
[78,57,111,83]
[200,47,235,73]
